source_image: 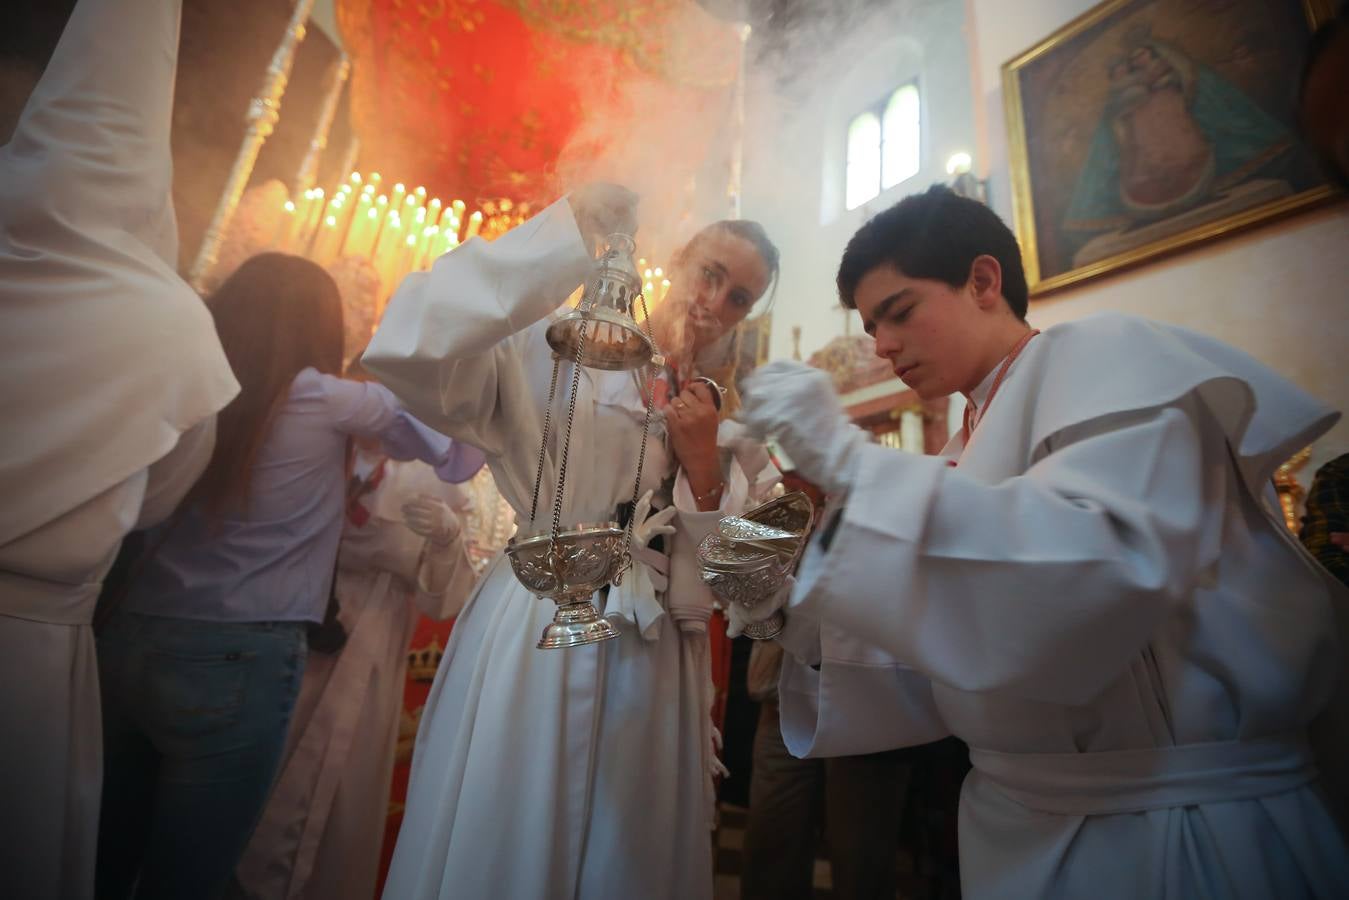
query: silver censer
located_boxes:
[697,491,814,640]
[506,233,664,649]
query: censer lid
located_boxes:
[697,532,782,574]
[545,232,655,371]
[717,517,798,544]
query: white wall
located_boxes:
[971,0,1349,466]
[741,0,977,363]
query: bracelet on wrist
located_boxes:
[693,482,725,505]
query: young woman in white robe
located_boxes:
[233,451,479,900]
[362,185,781,900]
[0,2,238,896]
[739,185,1349,899]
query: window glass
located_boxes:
[881,84,920,190]
[845,111,881,210]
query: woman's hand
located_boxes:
[667,381,723,510]
[567,182,638,254]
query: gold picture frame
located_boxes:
[1003,0,1340,296]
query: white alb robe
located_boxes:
[233,460,478,900]
[777,313,1349,899]
[0,2,237,897]
[363,199,776,900]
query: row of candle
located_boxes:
[268,171,676,315]
[272,171,487,296]
[637,259,672,312]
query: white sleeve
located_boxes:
[794,398,1213,706]
[776,614,950,758]
[362,198,594,458]
[134,417,216,529]
[665,445,761,633]
[412,532,478,620]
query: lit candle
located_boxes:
[340,194,373,257]
[313,214,339,266]
[344,206,376,257]
[416,225,439,270]
[398,232,417,273]
[373,213,404,283]
[300,188,326,253]
[272,199,297,251]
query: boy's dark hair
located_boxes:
[836,184,1030,320]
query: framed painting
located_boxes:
[1003,0,1340,295]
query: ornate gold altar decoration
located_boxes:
[1275,446,1314,532]
[189,0,318,291]
[408,638,446,683]
[461,466,519,574]
[808,335,895,395]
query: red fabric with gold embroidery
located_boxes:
[334,0,739,203]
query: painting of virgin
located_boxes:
[1003,0,1340,294]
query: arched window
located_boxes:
[845,82,921,210]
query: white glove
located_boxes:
[709,724,730,780]
[401,495,461,546]
[632,489,677,548]
[604,490,672,641]
[725,575,795,639]
[740,360,865,496]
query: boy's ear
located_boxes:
[968,254,1004,310]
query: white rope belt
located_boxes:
[0,568,100,626]
[969,732,1317,816]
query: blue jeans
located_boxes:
[95,613,307,900]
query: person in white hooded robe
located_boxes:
[361,184,781,900]
[0,1,239,897]
[738,184,1349,900]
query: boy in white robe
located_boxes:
[0,1,238,896]
[738,184,1349,899]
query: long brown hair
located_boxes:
[191,253,345,519]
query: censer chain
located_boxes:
[549,318,590,552]
[613,291,660,586]
[528,354,564,527]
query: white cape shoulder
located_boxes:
[1024,313,1337,496]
